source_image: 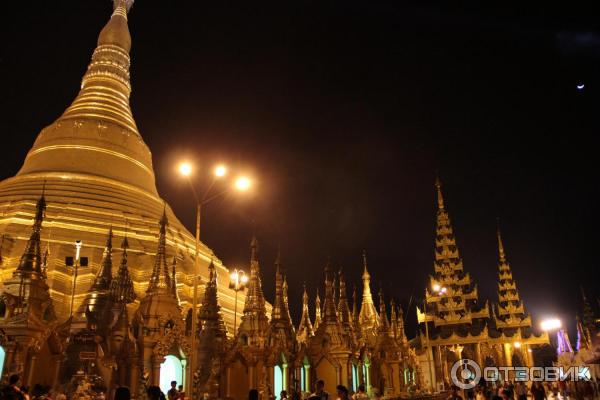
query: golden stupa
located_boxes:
[0,0,243,328]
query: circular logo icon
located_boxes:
[451,358,481,389]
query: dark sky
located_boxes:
[2,1,599,338]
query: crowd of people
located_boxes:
[2,374,600,400]
[451,378,600,400]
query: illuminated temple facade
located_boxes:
[0,2,551,399]
[415,179,549,390]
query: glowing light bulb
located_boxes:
[235,176,251,191]
[215,165,227,177]
[179,162,192,177]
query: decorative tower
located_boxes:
[267,250,296,352]
[372,289,401,395]
[418,178,488,335]
[0,193,62,386]
[134,211,189,387]
[359,251,379,345]
[297,284,314,344]
[314,290,322,331]
[308,263,353,395]
[197,259,228,398]
[109,236,136,305]
[70,228,115,331]
[352,286,362,342]
[236,236,269,346]
[493,226,531,331]
[337,268,355,345]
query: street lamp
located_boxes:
[176,160,253,394]
[540,318,562,332]
[228,269,249,335]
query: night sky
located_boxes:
[2,1,599,338]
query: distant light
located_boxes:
[215,165,227,177]
[432,284,441,292]
[241,274,249,284]
[541,318,562,331]
[230,271,238,282]
[440,287,447,294]
[577,83,585,91]
[179,162,192,177]
[514,341,521,349]
[235,176,251,191]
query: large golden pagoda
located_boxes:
[0,0,244,329]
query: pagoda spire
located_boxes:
[322,262,339,323]
[426,178,488,329]
[337,268,354,339]
[15,193,46,277]
[377,288,391,335]
[359,250,379,336]
[397,305,408,344]
[146,210,171,294]
[314,289,322,330]
[198,259,227,338]
[494,225,529,330]
[271,249,286,321]
[297,284,314,344]
[90,227,114,291]
[390,298,399,341]
[237,235,269,345]
[109,236,136,304]
[352,285,362,340]
[242,235,267,315]
[171,256,180,304]
[57,0,139,136]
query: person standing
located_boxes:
[336,386,350,400]
[515,382,527,400]
[313,380,329,400]
[167,382,178,400]
[352,385,369,400]
[3,375,25,400]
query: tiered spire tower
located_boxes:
[297,284,315,344]
[493,225,531,330]
[359,251,379,342]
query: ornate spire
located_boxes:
[352,285,362,340]
[171,256,180,304]
[271,249,286,321]
[497,221,506,263]
[314,289,322,330]
[322,262,339,323]
[146,210,171,294]
[390,298,399,340]
[109,236,136,304]
[283,276,293,328]
[435,175,445,210]
[90,228,113,291]
[242,235,267,315]
[58,0,138,136]
[198,259,227,338]
[377,288,391,334]
[359,250,379,334]
[426,178,488,329]
[297,284,314,343]
[15,192,46,276]
[337,268,354,338]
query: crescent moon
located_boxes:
[577,84,585,90]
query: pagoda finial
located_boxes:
[15,191,47,275]
[109,235,135,304]
[147,211,171,293]
[497,219,507,263]
[362,249,369,277]
[314,288,322,329]
[57,0,139,136]
[91,227,114,291]
[171,256,180,303]
[435,176,445,210]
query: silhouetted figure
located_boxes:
[114,387,131,400]
[249,389,259,400]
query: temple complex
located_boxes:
[0,2,568,399]
[416,179,549,391]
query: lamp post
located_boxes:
[66,240,88,319]
[177,161,252,394]
[228,269,249,335]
